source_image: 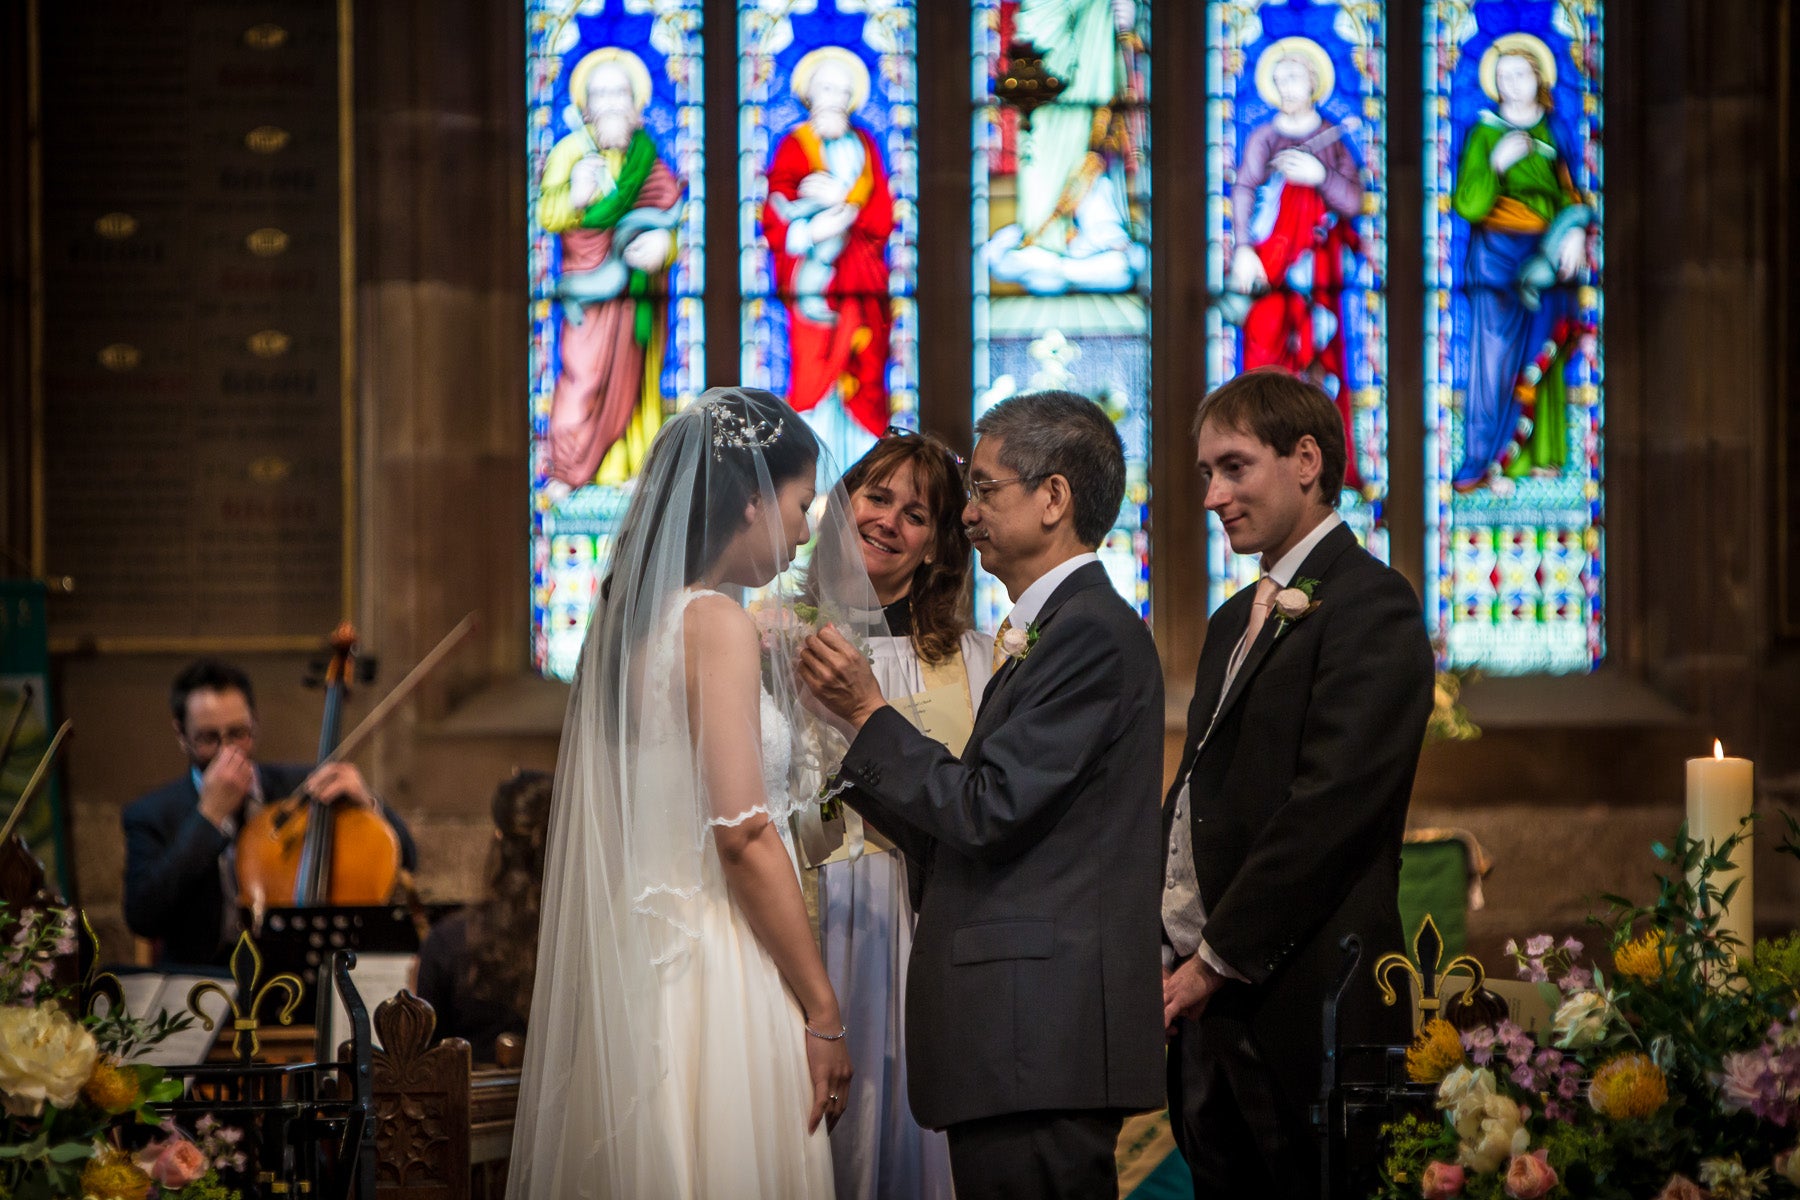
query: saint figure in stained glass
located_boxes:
[763,47,897,448]
[538,49,685,499]
[1450,33,1594,493]
[983,0,1146,296]
[1222,37,1366,487]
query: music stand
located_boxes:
[246,903,457,1044]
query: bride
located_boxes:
[509,387,879,1197]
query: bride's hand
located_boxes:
[805,1021,853,1133]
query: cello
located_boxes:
[234,623,402,915]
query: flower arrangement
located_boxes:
[1380,823,1800,1199]
[0,903,243,1200]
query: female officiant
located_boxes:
[809,429,991,1200]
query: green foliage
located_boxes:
[1371,821,1800,1198]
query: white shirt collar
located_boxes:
[1262,510,1343,587]
[1004,552,1099,630]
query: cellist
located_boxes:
[121,659,419,969]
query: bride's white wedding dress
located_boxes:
[511,389,875,1200]
[639,589,835,1197]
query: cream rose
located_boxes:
[999,626,1030,657]
[1551,989,1614,1049]
[0,1002,99,1117]
[1455,1094,1528,1175]
[1272,587,1312,619]
[1436,1064,1496,1116]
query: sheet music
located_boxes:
[112,973,232,1067]
[323,952,417,1053]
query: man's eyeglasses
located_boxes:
[963,475,1042,505]
[186,725,255,751]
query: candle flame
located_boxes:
[1715,739,1725,760]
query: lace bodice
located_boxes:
[760,687,795,820]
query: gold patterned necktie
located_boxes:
[991,616,1013,673]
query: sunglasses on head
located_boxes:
[882,424,966,467]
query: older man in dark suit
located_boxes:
[800,391,1165,1200]
[1161,367,1434,1195]
[123,659,417,968]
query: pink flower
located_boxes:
[1654,1176,1706,1200]
[1503,1150,1558,1199]
[1421,1161,1466,1198]
[1524,934,1555,958]
[138,1137,208,1189]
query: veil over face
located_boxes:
[508,387,888,1196]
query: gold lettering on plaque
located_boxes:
[245,126,291,154]
[245,228,290,257]
[244,23,289,50]
[98,344,141,372]
[94,213,138,240]
[248,330,292,358]
[248,456,292,484]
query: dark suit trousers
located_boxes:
[945,1108,1123,1199]
[1167,1014,1321,1198]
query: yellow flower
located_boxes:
[1589,1052,1669,1120]
[1407,1018,1466,1084]
[82,1056,139,1113]
[1615,929,1670,984]
[78,1152,152,1200]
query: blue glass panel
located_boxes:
[527,2,705,679]
[1423,0,1604,674]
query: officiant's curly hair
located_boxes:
[832,432,973,665]
[466,769,555,1019]
[1191,367,1347,508]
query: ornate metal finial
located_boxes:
[188,931,304,1061]
[78,911,125,1018]
[1374,914,1499,1028]
[994,40,1065,130]
[705,396,784,461]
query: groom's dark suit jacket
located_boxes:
[123,764,418,968]
[1166,521,1432,1163]
[838,560,1165,1131]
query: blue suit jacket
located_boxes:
[122,764,418,968]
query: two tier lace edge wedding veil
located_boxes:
[507,387,893,1196]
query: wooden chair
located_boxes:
[356,992,521,1200]
[360,990,473,1200]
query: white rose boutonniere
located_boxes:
[1000,621,1039,661]
[1271,577,1321,631]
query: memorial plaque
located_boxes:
[38,1,349,646]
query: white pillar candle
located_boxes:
[1687,739,1755,964]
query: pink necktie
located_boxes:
[1225,576,1281,685]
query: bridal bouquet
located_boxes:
[1380,825,1800,1199]
[0,903,243,1200]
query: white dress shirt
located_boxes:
[1163,511,1344,978]
[1003,552,1099,631]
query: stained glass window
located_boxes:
[527,1,704,680]
[971,0,1152,631]
[1205,2,1389,610]
[739,1,918,484]
[1424,0,1604,674]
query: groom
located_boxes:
[800,390,1164,1198]
[1162,368,1433,1194]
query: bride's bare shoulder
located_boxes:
[680,591,757,662]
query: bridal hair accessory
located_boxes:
[705,394,785,460]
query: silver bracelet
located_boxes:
[805,1022,848,1041]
